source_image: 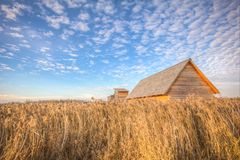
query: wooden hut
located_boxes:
[108,88,129,101]
[127,58,220,100]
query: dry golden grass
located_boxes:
[0,97,239,160]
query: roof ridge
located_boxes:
[164,60,191,94]
[140,58,191,82]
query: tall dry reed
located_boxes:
[0,97,239,160]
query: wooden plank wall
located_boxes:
[167,63,213,99]
[114,91,128,100]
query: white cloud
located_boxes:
[0,48,14,58]
[0,26,3,32]
[132,4,142,13]
[25,30,42,39]
[95,49,101,53]
[60,29,74,40]
[19,43,31,48]
[40,47,50,53]
[36,59,55,71]
[112,43,123,49]
[66,66,80,71]
[187,28,202,44]
[100,15,113,24]
[135,45,147,55]
[0,95,29,103]
[130,65,148,74]
[79,44,84,48]
[8,32,24,38]
[141,32,150,44]
[129,21,142,33]
[63,58,77,62]
[71,21,89,32]
[119,56,129,61]
[114,49,127,58]
[78,44,84,48]
[113,20,125,33]
[0,63,14,71]
[92,28,114,44]
[0,52,14,59]
[154,46,162,53]
[209,38,222,48]
[64,46,78,52]
[69,53,78,57]
[104,62,150,79]
[78,12,90,20]
[45,15,69,29]
[102,59,110,64]
[0,3,31,21]
[55,63,65,70]
[89,60,95,66]
[121,1,134,10]
[10,27,22,32]
[65,0,86,8]
[0,48,6,53]
[0,94,63,103]
[42,0,64,14]
[188,17,205,30]
[113,36,128,44]
[0,93,97,103]
[96,0,115,15]
[169,19,184,32]
[144,12,161,31]
[36,58,84,73]
[63,49,71,53]
[5,44,20,52]
[43,31,54,37]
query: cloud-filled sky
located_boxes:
[0,0,239,102]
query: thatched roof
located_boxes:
[127,58,219,99]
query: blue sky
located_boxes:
[0,0,239,102]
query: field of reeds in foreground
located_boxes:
[0,97,240,160]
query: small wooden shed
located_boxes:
[108,88,129,101]
[127,58,220,100]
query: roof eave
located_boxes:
[127,94,166,99]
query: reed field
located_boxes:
[0,97,239,160]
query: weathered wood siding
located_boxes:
[114,91,129,100]
[117,92,128,96]
[167,63,213,99]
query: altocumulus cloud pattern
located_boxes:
[0,0,239,101]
